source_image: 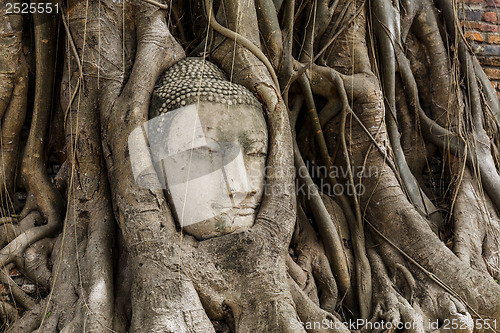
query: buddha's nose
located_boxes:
[222,149,250,204]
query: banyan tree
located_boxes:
[0,0,499,332]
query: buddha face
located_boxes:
[131,101,268,239]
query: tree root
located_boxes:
[288,276,350,333]
[368,247,425,333]
[0,10,64,327]
[290,204,338,314]
[294,141,355,314]
[452,167,500,282]
[368,243,478,333]
[0,267,35,310]
[0,301,17,327]
[372,0,442,231]
[0,1,27,209]
[317,0,500,321]
[21,238,53,289]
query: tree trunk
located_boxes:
[0,0,499,332]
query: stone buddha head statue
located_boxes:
[129,57,268,240]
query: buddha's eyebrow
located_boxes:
[242,129,267,138]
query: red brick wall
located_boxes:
[460,0,500,97]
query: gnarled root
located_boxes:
[289,204,338,314]
[367,242,476,333]
[368,247,425,333]
[0,2,28,210]
[452,166,500,282]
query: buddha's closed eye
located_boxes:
[188,142,241,167]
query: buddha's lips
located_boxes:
[235,208,255,216]
[214,205,256,210]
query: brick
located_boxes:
[465,31,484,42]
[478,56,500,66]
[458,3,500,100]
[484,67,500,80]
[459,9,483,21]
[462,21,483,30]
[488,34,500,44]
[462,21,499,32]
[9,269,20,277]
[483,11,497,23]
[483,44,500,56]
[481,23,500,32]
